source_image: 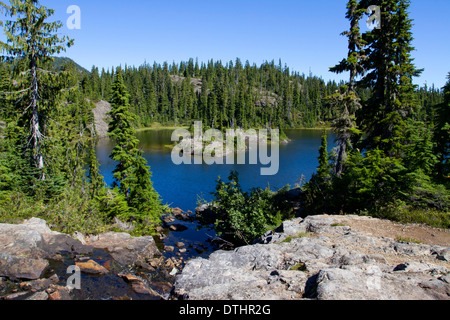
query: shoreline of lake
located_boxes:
[134,124,332,133]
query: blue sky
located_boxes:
[18,1,450,88]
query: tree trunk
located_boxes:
[30,53,44,179]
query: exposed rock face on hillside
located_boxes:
[169,75,279,109]
[170,75,203,94]
[92,100,112,138]
[173,215,450,300]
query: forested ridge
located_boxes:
[78,57,443,131]
[0,0,448,241]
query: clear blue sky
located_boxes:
[32,1,450,88]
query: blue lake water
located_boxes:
[96,128,336,257]
[97,129,336,212]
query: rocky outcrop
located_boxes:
[0,120,5,139]
[173,215,450,300]
[170,75,203,94]
[0,218,90,281]
[0,218,172,300]
[3,215,449,300]
[84,232,161,270]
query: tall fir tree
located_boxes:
[0,0,73,179]
[359,0,422,154]
[329,0,366,176]
[317,130,330,181]
[87,138,105,198]
[108,68,139,198]
[127,154,163,225]
[306,0,450,220]
[434,73,450,182]
[0,63,12,118]
[108,68,162,225]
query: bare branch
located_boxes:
[0,86,32,95]
[60,85,78,92]
[36,67,58,75]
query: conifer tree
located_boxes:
[128,154,162,225]
[199,80,209,124]
[329,0,365,176]
[0,64,12,118]
[108,68,162,225]
[331,0,366,92]
[108,68,140,198]
[309,0,450,219]
[434,73,450,182]
[0,0,73,178]
[87,139,105,198]
[359,0,422,153]
[317,130,330,181]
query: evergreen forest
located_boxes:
[0,0,448,240]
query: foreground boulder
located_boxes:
[173,215,450,300]
[0,218,168,300]
[85,232,161,270]
[0,218,90,281]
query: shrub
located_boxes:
[210,171,293,246]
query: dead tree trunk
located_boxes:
[30,51,44,179]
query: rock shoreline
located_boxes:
[1,215,449,300]
[173,215,450,300]
[0,218,179,300]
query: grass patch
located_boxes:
[135,123,189,132]
[0,190,111,235]
[382,205,450,229]
[331,223,349,227]
[290,262,308,272]
[281,232,311,243]
[395,236,422,244]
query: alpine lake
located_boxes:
[96,128,336,260]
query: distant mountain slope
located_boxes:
[1,56,87,74]
[52,57,88,74]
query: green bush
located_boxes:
[210,171,293,246]
[382,200,450,229]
